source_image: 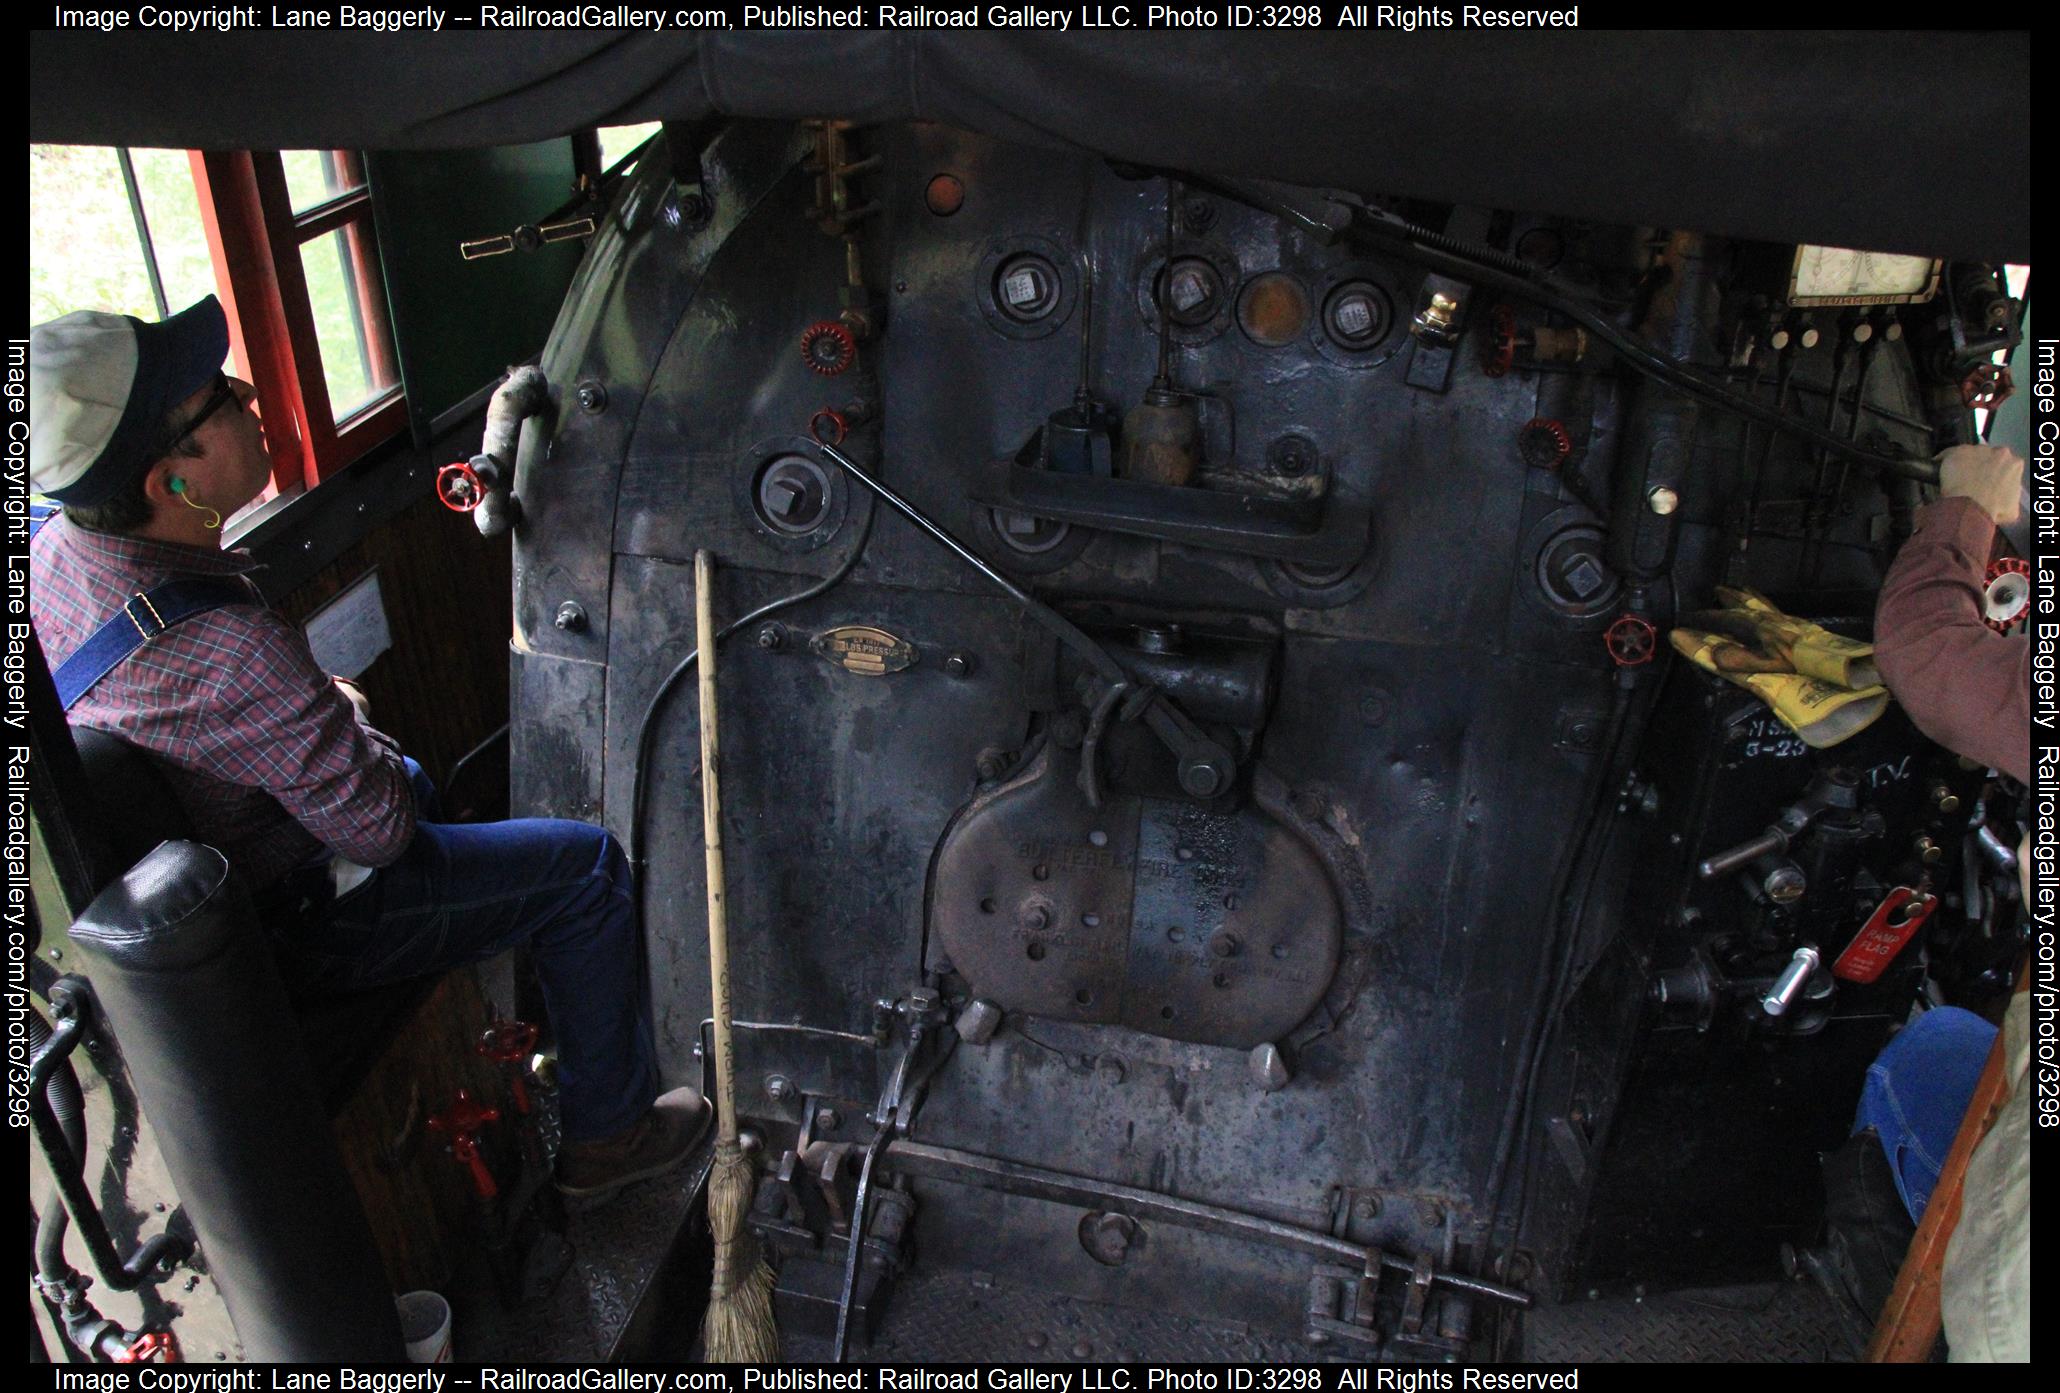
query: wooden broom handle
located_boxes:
[695,550,741,1148]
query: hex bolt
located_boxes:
[765,1074,795,1102]
[756,624,785,651]
[1417,1199,1445,1226]
[1166,262,1217,316]
[1268,435,1318,477]
[1207,931,1241,959]
[575,381,607,413]
[1326,283,1387,347]
[1004,265,1048,310]
[943,652,975,679]
[1019,903,1051,932]
[1180,760,1226,799]
[1356,1194,1382,1220]
[554,601,588,633]
[815,1106,842,1131]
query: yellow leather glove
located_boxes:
[1705,586,1881,689]
[1668,626,1888,748]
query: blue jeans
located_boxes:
[1855,1004,1997,1223]
[270,759,657,1143]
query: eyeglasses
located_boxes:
[156,373,243,459]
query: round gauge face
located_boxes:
[1791,245,1938,304]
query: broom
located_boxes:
[694,549,780,1362]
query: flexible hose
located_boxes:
[29,1010,84,1286]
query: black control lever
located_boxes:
[1698,767,1861,883]
[811,440,1237,798]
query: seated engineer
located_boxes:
[29,296,705,1201]
[1871,442,2029,1363]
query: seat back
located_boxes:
[65,725,439,1111]
[70,725,196,888]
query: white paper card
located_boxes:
[304,568,392,680]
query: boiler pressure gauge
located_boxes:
[1788,245,1940,307]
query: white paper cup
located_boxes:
[397,1290,452,1363]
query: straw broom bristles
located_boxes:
[703,1140,778,1361]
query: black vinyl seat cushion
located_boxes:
[69,726,438,1111]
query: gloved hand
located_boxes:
[1670,587,1888,748]
[1937,444,2024,527]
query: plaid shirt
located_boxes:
[31,515,416,892]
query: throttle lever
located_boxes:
[1698,767,1861,883]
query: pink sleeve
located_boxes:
[1873,496,2031,784]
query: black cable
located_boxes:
[626,491,877,873]
[1490,663,1669,1281]
[1478,671,1643,1268]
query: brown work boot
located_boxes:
[555,1086,712,1201]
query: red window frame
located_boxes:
[189,149,405,494]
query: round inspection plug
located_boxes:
[924,173,965,217]
[754,455,833,535]
[989,507,1071,556]
[1238,273,1312,347]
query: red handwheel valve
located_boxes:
[1984,556,2031,634]
[801,320,857,376]
[428,1089,502,1201]
[115,1331,180,1364]
[436,459,486,513]
[1481,304,1518,377]
[1960,361,2014,411]
[1519,417,1574,470]
[477,1019,541,1115]
[1605,613,1658,667]
[810,408,850,446]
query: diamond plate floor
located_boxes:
[1523,1282,1855,1363]
[451,1146,711,1363]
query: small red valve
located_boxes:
[1605,613,1657,667]
[1960,361,2013,410]
[1519,417,1574,470]
[1984,556,2031,634]
[477,1020,541,1115]
[800,320,857,376]
[810,408,850,446]
[1481,303,1518,377]
[428,1089,502,1200]
[116,1330,180,1364]
[436,460,485,513]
